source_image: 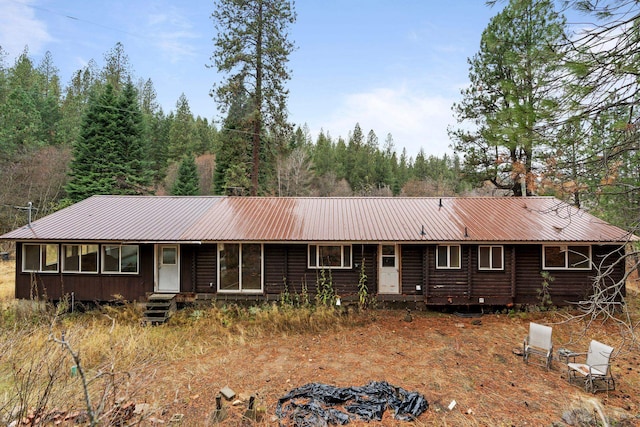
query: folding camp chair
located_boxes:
[567,340,615,393]
[523,322,553,370]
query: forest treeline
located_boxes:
[0,44,471,235]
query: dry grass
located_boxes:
[1,261,639,426]
[0,261,14,301]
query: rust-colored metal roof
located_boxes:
[0,195,633,243]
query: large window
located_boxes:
[308,244,352,269]
[22,244,59,272]
[543,245,591,270]
[478,245,503,270]
[218,243,263,292]
[436,245,461,269]
[102,245,139,274]
[63,244,99,273]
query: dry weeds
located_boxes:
[1,262,639,426]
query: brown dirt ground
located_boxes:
[1,260,639,426]
[139,309,640,426]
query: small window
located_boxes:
[478,245,503,270]
[436,245,461,269]
[22,244,59,273]
[381,245,396,268]
[63,244,99,273]
[162,247,177,265]
[102,245,139,274]
[308,244,352,269]
[543,245,591,270]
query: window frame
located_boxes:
[542,245,592,270]
[478,245,504,271]
[22,243,59,273]
[217,243,264,293]
[436,245,461,269]
[62,244,99,274]
[307,244,352,269]
[101,244,140,274]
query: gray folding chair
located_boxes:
[523,322,553,370]
[567,340,615,393]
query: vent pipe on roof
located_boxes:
[439,198,442,208]
[464,226,469,238]
[15,201,36,228]
[27,202,32,227]
[420,225,426,237]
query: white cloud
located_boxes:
[317,86,455,159]
[145,10,199,63]
[0,0,52,57]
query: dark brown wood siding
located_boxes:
[193,244,217,293]
[514,244,626,305]
[14,241,626,306]
[400,245,424,295]
[423,245,473,302]
[14,242,154,302]
[263,244,377,299]
[468,245,513,301]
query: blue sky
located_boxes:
[1,0,500,158]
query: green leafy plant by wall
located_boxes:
[358,258,369,310]
[315,268,336,307]
[538,271,555,311]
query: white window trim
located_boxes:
[543,245,592,270]
[62,244,99,274]
[436,245,461,269]
[101,244,140,274]
[22,243,59,273]
[217,243,264,293]
[478,245,504,271]
[307,244,352,269]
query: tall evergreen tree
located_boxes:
[556,2,640,225]
[36,51,62,145]
[168,93,196,160]
[65,82,151,202]
[210,0,296,195]
[65,84,121,201]
[172,154,200,195]
[58,61,99,147]
[101,42,132,93]
[0,48,44,154]
[312,130,335,177]
[450,0,566,196]
[113,81,153,193]
[213,80,253,195]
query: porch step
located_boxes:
[143,294,177,325]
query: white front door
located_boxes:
[378,244,400,294]
[157,245,180,293]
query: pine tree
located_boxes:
[450,0,566,196]
[172,154,200,195]
[213,78,253,195]
[168,93,196,160]
[211,0,296,195]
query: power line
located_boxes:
[9,0,149,41]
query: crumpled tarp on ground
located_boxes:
[276,381,428,426]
